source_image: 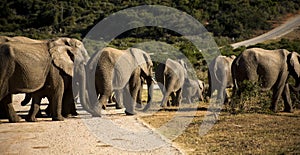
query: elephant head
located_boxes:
[49,45,80,77]
[49,38,92,114]
[129,48,154,105]
[49,38,89,62]
[288,51,300,91]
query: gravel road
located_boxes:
[0,94,183,155]
[231,14,300,49]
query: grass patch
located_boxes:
[139,85,300,154]
[140,110,300,154]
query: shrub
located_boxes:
[230,80,277,114]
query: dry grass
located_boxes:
[139,88,300,154]
[140,107,300,154]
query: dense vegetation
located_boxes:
[1,0,299,40]
[1,0,300,66]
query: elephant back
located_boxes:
[165,59,186,90]
[0,36,47,44]
[0,42,52,92]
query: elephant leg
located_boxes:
[161,91,171,108]
[26,96,42,122]
[282,83,294,112]
[161,79,176,107]
[108,94,114,103]
[157,82,170,107]
[125,75,141,115]
[270,85,285,113]
[62,89,77,118]
[21,94,32,106]
[123,88,135,115]
[1,95,21,123]
[136,84,143,108]
[45,104,51,116]
[216,85,225,101]
[170,92,176,106]
[186,95,192,104]
[47,83,64,121]
[98,94,109,110]
[97,84,112,111]
[174,88,182,106]
[48,94,64,121]
[114,90,124,109]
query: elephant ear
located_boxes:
[129,48,153,76]
[49,45,75,76]
[56,38,89,63]
[50,37,81,48]
[289,52,300,78]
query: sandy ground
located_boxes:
[0,94,183,155]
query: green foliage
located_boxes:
[0,0,299,68]
[0,0,299,41]
[248,38,300,53]
[230,80,276,114]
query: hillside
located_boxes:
[1,0,300,68]
[1,0,299,42]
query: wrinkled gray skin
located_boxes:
[0,36,88,122]
[231,48,300,112]
[0,36,47,43]
[20,83,78,118]
[110,77,144,109]
[179,59,205,104]
[208,55,236,102]
[155,59,186,107]
[182,79,205,104]
[87,47,154,116]
[0,36,84,118]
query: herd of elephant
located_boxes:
[0,36,298,123]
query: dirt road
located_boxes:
[0,94,183,155]
[231,14,300,49]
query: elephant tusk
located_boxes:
[151,77,157,84]
[290,83,300,92]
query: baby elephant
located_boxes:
[182,79,205,104]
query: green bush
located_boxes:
[230,80,276,114]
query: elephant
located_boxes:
[207,55,236,102]
[0,37,89,122]
[155,59,186,107]
[110,78,144,109]
[0,36,81,118]
[85,47,154,116]
[0,36,47,43]
[182,79,205,104]
[231,48,300,112]
[0,36,85,119]
[20,85,78,118]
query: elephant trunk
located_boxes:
[290,81,300,92]
[83,51,103,116]
[77,65,94,114]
